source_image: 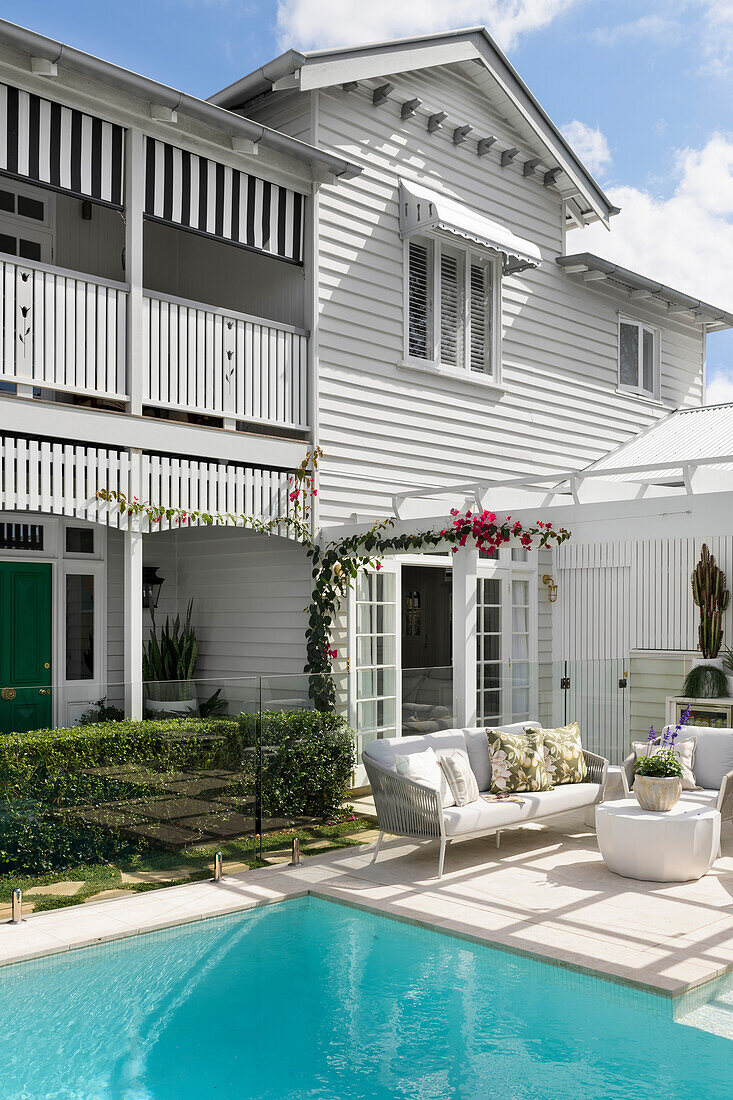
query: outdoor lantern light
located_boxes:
[142,566,165,609]
[542,574,558,603]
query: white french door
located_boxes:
[349,561,401,784]
[476,564,537,726]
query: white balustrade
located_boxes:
[0,256,128,401]
[142,290,309,431]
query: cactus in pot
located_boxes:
[692,544,729,659]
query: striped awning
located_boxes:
[144,137,304,264]
[0,81,124,208]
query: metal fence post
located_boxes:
[10,888,22,924]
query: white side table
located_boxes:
[596,799,721,882]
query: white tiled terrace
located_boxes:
[3,810,733,1006]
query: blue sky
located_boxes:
[5,0,733,397]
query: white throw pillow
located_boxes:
[395,747,455,807]
[438,749,480,806]
[632,738,700,791]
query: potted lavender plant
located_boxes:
[633,707,691,812]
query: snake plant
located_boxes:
[143,601,198,702]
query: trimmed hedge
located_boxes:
[0,711,355,874]
[238,710,355,820]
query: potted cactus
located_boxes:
[685,545,731,699]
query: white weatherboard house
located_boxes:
[1,22,732,770]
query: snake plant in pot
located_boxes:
[142,601,224,717]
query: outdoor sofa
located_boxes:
[621,725,733,826]
[362,724,608,877]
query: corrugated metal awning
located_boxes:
[399,179,541,272]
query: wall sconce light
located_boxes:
[142,566,165,609]
[542,574,558,603]
[80,200,93,221]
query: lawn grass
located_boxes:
[0,816,375,910]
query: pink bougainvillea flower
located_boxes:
[376,561,383,571]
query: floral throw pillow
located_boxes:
[525,723,587,785]
[486,730,553,794]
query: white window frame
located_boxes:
[0,178,55,263]
[403,235,502,384]
[617,315,660,400]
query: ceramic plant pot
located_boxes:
[634,774,682,812]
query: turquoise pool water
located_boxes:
[0,895,731,1099]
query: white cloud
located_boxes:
[592,14,677,47]
[707,370,733,405]
[560,120,611,178]
[577,131,733,315]
[701,1,733,75]
[276,0,580,51]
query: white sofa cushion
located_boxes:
[442,782,602,836]
[395,747,455,808]
[677,789,719,809]
[665,727,733,790]
[364,730,467,770]
[439,749,480,806]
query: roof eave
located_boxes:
[0,20,360,181]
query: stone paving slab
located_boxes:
[3,810,733,997]
[26,881,85,897]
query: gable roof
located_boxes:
[557,254,733,331]
[209,27,618,228]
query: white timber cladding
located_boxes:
[0,434,293,531]
[555,536,733,660]
[247,69,705,526]
[141,291,308,429]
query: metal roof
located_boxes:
[585,403,733,478]
[210,27,617,227]
[557,253,733,331]
[0,19,361,182]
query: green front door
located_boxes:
[0,562,52,733]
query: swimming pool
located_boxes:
[0,895,731,1099]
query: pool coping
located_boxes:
[0,858,731,1014]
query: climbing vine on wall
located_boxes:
[98,451,569,711]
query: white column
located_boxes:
[124,127,145,416]
[124,448,143,718]
[452,546,479,728]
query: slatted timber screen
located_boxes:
[142,292,308,430]
[0,256,128,401]
[0,435,293,533]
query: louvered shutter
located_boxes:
[469,259,491,373]
[440,248,465,369]
[408,238,433,359]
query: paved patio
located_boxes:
[3,809,733,1006]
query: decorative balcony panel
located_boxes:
[0,256,128,402]
[142,291,309,431]
[0,81,124,207]
[144,137,304,264]
[0,433,294,533]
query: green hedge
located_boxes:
[237,710,355,820]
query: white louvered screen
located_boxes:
[439,248,465,369]
[469,259,491,374]
[407,238,433,360]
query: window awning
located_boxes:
[398,179,541,272]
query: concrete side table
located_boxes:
[596,799,721,882]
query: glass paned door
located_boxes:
[476,571,536,725]
[350,563,400,777]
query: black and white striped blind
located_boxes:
[0,81,124,208]
[144,137,304,264]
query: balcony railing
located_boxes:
[0,256,309,434]
[0,255,128,402]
